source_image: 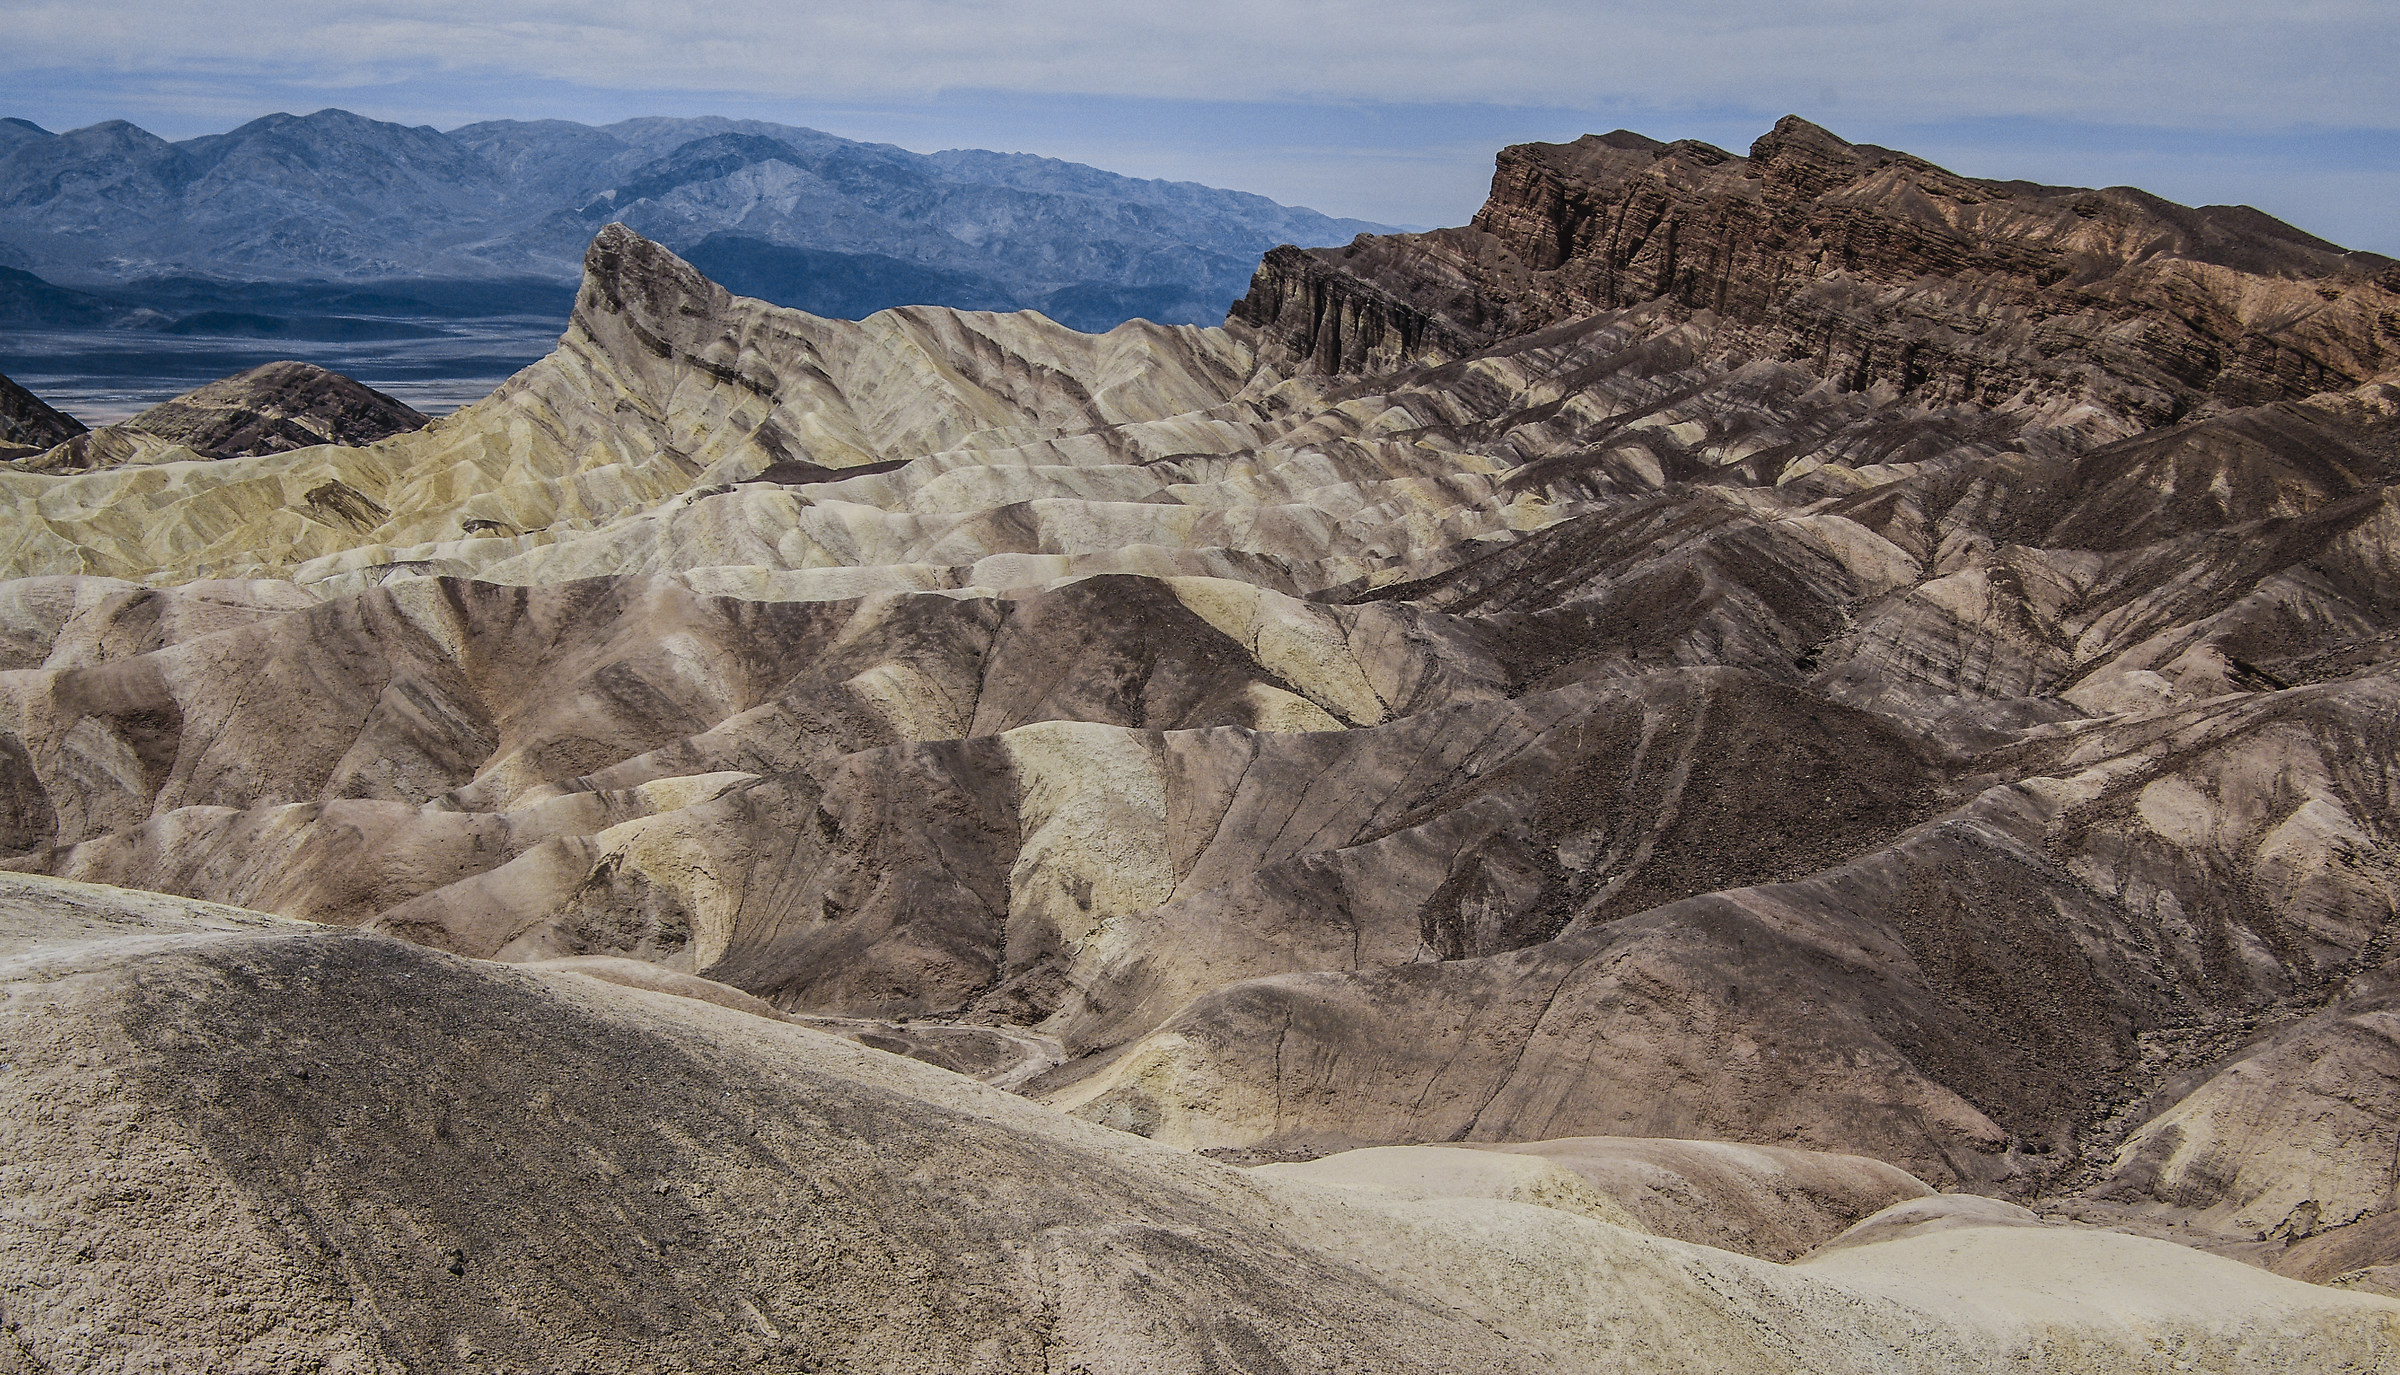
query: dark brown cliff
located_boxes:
[1232,116,2400,429]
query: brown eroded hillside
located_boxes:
[4,118,2400,1369]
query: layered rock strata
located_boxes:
[116,359,429,457]
[12,360,431,474]
[1231,117,2399,430]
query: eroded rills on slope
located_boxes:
[3,117,2400,1316]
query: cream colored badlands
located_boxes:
[7,204,2400,1370]
[3,872,2396,1373]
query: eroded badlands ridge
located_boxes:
[3,117,2400,1366]
[0,368,83,456]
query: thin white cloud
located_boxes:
[8,0,2395,132]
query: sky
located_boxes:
[5,0,2396,253]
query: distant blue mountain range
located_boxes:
[0,110,1390,331]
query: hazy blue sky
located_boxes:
[7,0,2395,253]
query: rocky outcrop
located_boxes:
[13,361,429,472]
[1231,117,2399,430]
[1226,241,1492,375]
[0,369,83,456]
[114,360,430,458]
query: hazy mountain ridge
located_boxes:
[0,108,1388,329]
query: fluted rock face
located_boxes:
[1227,242,1493,375]
[7,192,2400,1366]
[1234,117,2398,431]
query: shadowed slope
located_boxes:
[0,369,84,455]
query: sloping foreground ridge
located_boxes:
[5,872,2398,1371]
[3,116,2400,1367]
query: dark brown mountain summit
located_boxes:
[119,359,431,457]
[1234,116,2397,426]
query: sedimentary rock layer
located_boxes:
[1231,117,2399,426]
[13,361,431,473]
